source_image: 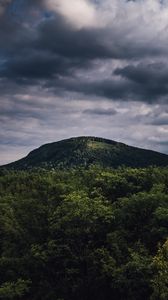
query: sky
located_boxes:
[0,0,168,165]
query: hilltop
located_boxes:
[2,136,168,169]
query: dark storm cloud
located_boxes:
[45,67,167,103]
[37,18,111,60]
[0,2,166,88]
[0,9,167,105]
[114,63,168,102]
[0,15,139,84]
[55,62,168,103]
[114,63,168,89]
[1,52,78,80]
[54,77,130,100]
[36,17,160,61]
[0,16,112,84]
[1,0,168,164]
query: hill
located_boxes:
[2,136,168,170]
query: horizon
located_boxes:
[1,0,168,165]
[1,135,168,167]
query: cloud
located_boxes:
[1,0,168,88]
[83,108,117,116]
[45,0,98,29]
[1,52,76,80]
[144,105,168,125]
[0,0,168,164]
[114,62,168,102]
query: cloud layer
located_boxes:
[0,0,168,164]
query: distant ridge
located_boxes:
[1,136,168,170]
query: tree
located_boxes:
[151,240,168,300]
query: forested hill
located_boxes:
[2,136,168,169]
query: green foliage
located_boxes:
[0,279,31,299]
[151,240,168,300]
[0,166,168,299]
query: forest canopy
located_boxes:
[0,166,168,300]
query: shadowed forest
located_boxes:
[0,166,168,300]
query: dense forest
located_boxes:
[0,166,168,299]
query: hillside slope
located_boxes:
[2,136,168,169]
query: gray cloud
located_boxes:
[114,63,168,101]
[150,118,168,126]
[83,108,117,116]
[1,0,168,163]
[0,2,168,86]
